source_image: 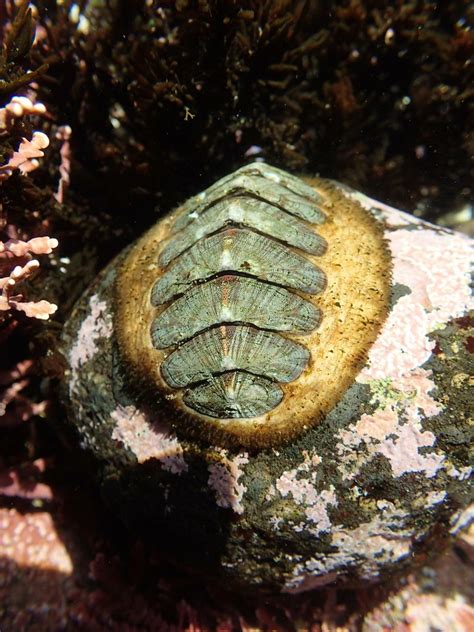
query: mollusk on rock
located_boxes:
[114,161,391,447]
[61,163,473,592]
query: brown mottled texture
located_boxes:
[0,1,47,99]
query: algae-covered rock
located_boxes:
[61,164,473,592]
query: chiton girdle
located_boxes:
[115,162,391,448]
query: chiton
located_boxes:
[115,162,391,447]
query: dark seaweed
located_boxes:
[30,0,473,233]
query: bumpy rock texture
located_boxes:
[61,180,473,593]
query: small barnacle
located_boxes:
[114,162,391,448]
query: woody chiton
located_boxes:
[62,163,473,592]
[114,162,390,447]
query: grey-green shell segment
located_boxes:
[183,371,284,418]
[151,228,326,305]
[161,325,310,387]
[159,196,326,267]
[151,275,321,348]
[174,169,326,230]
[152,162,326,419]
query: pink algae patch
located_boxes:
[375,414,444,478]
[389,229,472,327]
[392,368,442,418]
[0,507,73,574]
[273,452,337,534]
[349,227,471,479]
[207,451,249,515]
[273,451,322,500]
[283,504,415,593]
[354,407,399,442]
[337,370,445,480]
[69,294,113,392]
[405,595,474,632]
[362,300,434,380]
[361,228,472,381]
[111,405,188,474]
[354,368,442,441]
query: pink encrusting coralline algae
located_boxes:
[111,404,188,474]
[207,451,249,514]
[0,96,59,320]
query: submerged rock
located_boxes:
[61,163,473,592]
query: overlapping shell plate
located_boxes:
[151,163,326,419]
[115,162,391,447]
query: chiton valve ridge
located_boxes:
[115,162,391,447]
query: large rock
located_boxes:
[61,164,473,592]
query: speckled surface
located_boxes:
[61,185,473,592]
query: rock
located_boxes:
[60,163,473,592]
[2,502,473,630]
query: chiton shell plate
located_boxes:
[114,162,391,447]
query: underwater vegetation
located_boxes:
[0,1,473,630]
[30,0,474,229]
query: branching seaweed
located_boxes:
[0,0,48,100]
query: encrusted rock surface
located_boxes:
[61,184,473,592]
[1,500,473,631]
